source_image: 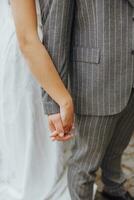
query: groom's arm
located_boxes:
[40,0,75,114]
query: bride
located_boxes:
[0,0,74,199]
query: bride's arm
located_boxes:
[10,0,72,108]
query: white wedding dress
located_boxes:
[0,0,72,199]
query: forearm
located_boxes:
[20,37,72,107]
[40,0,75,114]
[10,0,73,113]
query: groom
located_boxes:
[39,0,134,199]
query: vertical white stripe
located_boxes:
[108,0,111,114]
[119,0,123,111]
[114,0,117,113]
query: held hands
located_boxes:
[48,98,74,142]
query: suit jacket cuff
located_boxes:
[42,99,60,115]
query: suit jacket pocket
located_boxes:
[71,47,101,64]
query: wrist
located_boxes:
[59,95,73,109]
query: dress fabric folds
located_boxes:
[0,0,72,199]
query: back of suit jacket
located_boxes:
[40,0,134,116]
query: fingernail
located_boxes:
[59,133,64,137]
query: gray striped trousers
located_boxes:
[68,89,134,200]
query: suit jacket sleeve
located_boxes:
[40,0,75,115]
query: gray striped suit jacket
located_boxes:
[40,0,134,116]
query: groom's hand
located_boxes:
[48,113,73,141]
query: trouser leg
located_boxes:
[101,90,134,196]
[68,114,119,200]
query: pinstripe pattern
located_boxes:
[68,89,134,200]
[70,0,134,115]
[39,0,134,115]
[39,0,74,114]
[38,1,134,199]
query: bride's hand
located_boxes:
[49,97,74,141]
[60,97,74,133]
